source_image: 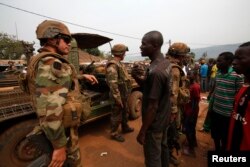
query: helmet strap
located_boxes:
[42,38,66,55]
[39,39,59,53]
[45,39,58,48]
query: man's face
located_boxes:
[120,53,126,61]
[57,35,71,55]
[233,46,250,75]
[140,36,154,57]
[180,55,188,65]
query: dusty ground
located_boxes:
[78,93,214,167]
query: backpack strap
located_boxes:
[27,52,69,81]
[171,64,186,87]
[171,64,185,77]
[106,59,121,81]
[106,59,119,70]
[27,52,79,94]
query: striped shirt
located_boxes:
[213,67,243,117]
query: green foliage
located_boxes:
[102,51,112,59]
[84,48,102,56]
[0,32,27,60]
[84,47,109,59]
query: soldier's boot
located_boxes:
[122,124,134,134]
[111,133,125,142]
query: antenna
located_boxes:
[15,22,18,40]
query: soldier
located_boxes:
[106,44,134,142]
[27,20,97,167]
[166,42,191,165]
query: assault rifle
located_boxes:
[27,154,51,167]
[26,133,52,167]
[26,132,70,167]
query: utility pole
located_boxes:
[15,22,18,40]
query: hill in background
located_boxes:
[124,43,241,61]
[191,43,240,59]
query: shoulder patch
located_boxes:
[53,61,62,70]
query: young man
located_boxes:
[200,59,208,92]
[28,20,97,167]
[137,31,172,167]
[210,52,243,151]
[200,61,217,133]
[106,44,134,142]
[227,42,250,151]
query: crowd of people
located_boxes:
[23,19,249,167]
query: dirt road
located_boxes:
[78,94,213,167]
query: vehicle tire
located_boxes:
[128,91,142,120]
[0,119,40,167]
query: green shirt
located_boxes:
[213,67,243,117]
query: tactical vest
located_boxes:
[19,52,83,128]
[106,59,132,97]
[171,64,190,105]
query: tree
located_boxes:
[0,32,33,60]
[84,47,107,59]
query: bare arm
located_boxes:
[77,74,98,84]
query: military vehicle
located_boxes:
[0,33,142,167]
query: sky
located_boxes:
[0,0,250,60]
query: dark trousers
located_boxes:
[211,111,230,151]
[183,114,198,149]
[143,130,169,167]
[200,77,207,92]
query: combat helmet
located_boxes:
[36,20,71,39]
[168,42,190,57]
[111,44,129,56]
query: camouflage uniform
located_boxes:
[166,42,190,126]
[30,50,81,166]
[166,56,185,123]
[26,20,81,167]
[165,42,190,165]
[106,58,132,135]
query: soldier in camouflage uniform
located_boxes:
[166,42,190,122]
[165,42,191,165]
[106,44,134,142]
[28,20,97,167]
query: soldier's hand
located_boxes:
[83,74,98,84]
[48,147,66,167]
